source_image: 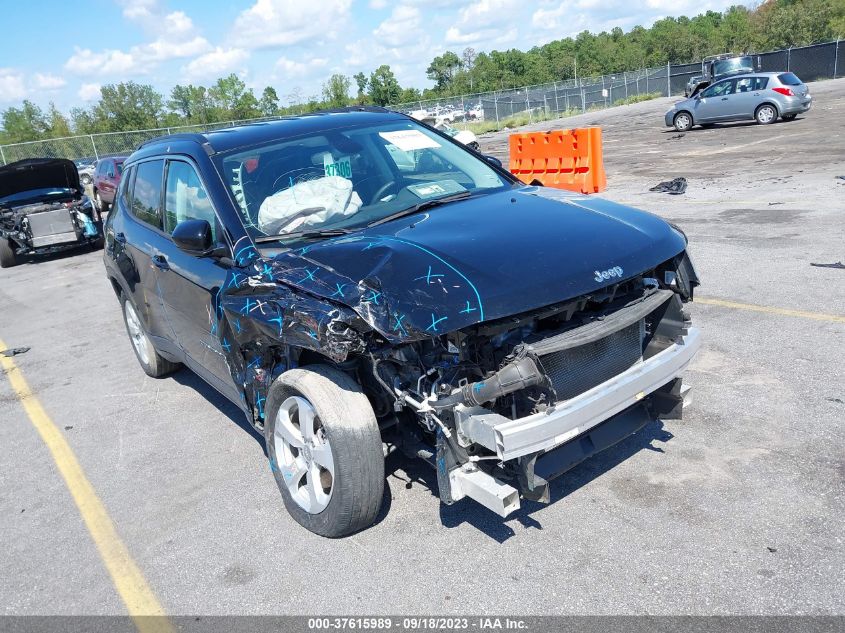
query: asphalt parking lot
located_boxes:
[1,79,844,616]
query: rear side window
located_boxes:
[778,73,802,86]
[117,166,133,208]
[736,77,768,92]
[130,160,164,229]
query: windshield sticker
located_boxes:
[407,180,466,199]
[379,130,441,152]
[323,154,352,179]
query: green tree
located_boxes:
[168,84,211,122]
[353,72,369,103]
[322,74,351,108]
[0,100,48,143]
[46,103,72,138]
[426,51,462,91]
[259,86,280,116]
[368,65,402,106]
[209,74,247,115]
[92,82,164,131]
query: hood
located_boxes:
[260,186,687,341]
[0,158,80,201]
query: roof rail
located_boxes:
[136,132,208,151]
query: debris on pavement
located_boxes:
[668,133,686,140]
[0,347,30,357]
[810,261,845,269]
[649,177,687,195]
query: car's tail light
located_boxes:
[772,87,794,96]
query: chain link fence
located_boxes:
[390,40,842,131]
[0,115,286,165]
[0,40,841,165]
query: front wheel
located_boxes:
[673,111,693,132]
[755,104,777,125]
[265,365,385,538]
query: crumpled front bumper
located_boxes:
[455,327,702,462]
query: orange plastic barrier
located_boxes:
[508,127,606,194]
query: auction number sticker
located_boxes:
[379,130,441,151]
[324,154,352,179]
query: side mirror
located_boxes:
[483,155,503,169]
[172,219,213,255]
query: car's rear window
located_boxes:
[778,73,802,86]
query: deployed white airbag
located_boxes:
[258,176,362,235]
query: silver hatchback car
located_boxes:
[665,72,812,132]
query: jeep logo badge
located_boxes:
[594,266,624,282]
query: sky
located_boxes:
[0,0,741,112]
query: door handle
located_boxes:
[152,254,170,270]
[114,232,126,244]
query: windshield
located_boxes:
[713,57,754,76]
[0,187,75,205]
[214,119,511,247]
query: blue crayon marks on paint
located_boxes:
[233,318,242,334]
[393,313,408,337]
[222,338,231,352]
[247,357,262,370]
[240,298,255,315]
[301,267,318,283]
[227,272,245,288]
[460,301,477,314]
[268,315,284,335]
[255,393,266,418]
[426,313,448,333]
[330,283,348,298]
[307,329,318,340]
[361,240,383,251]
[260,263,273,277]
[473,382,485,393]
[414,265,445,285]
[269,457,279,472]
[363,290,382,305]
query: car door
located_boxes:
[99,160,117,202]
[113,159,178,349]
[694,79,737,122]
[153,158,238,400]
[731,76,768,118]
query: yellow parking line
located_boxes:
[696,298,845,323]
[0,338,173,633]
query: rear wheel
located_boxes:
[95,191,109,214]
[0,238,17,268]
[781,113,797,121]
[121,294,180,377]
[265,365,385,537]
[755,104,777,125]
[673,111,693,132]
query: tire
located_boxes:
[0,237,17,268]
[755,103,777,125]
[265,365,385,538]
[673,111,693,132]
[781,113,797,121]
[95,191,109,214]
[120,293,180,378]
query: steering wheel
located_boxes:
[370,180,398,205]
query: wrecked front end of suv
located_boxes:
[0,158,100,268]
[214,187,701,519]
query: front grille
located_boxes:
[539,320,645,400]
[27,209,75,238]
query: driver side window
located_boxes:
[164,160,221,243]
[702,80,735,98]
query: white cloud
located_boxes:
[63,2,210,78]
[275,56,329,79]
[0,69,27,103]
[32,73,66,91]
[444,0,522,46]
[182,47,250,80]
[373,5,422,48]
[369,0,388,7]
[230,0,352,49]
[64,48,142,77]
[78,83,102,102]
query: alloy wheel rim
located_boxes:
[274,396,335,514]
[124,301,150,365]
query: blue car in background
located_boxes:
[666,72,812,131]
[103,107,701,537]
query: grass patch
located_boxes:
[613,92,662,106]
